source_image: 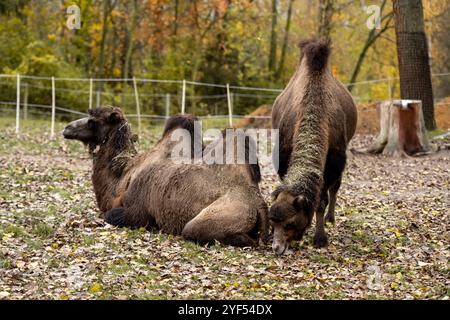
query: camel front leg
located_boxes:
[257,203,270,246]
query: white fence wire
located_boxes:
[0,73,449,136]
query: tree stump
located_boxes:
[364,100,431,157]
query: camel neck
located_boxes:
[90,127,136,212]
[283,75,329,207]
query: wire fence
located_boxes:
[0,72,449,137]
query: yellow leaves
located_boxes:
[387,228,402,238]
[113,67,122,78]
[89,283,103,294]
[1,232,14,242]
[59,294,69,300]
[331,65,340,78]
[62,171,72,178]
[354,229,363,237]
[261,284,271,291]
[423,0,450,19]
[308,283,321,290]
[390,282,399,290]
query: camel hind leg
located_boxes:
[181,192,258,247]
[325,176,342,225]
[323,149,346,226]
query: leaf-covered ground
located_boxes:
[0,118,449,300]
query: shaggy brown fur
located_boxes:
[63,107,268,247]
[270,38,357,254]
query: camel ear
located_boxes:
[108,111,122,124]
[293,195,306,211]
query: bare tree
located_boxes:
[268,0,278,75]
[123,0,139,80]
[275,0,294,80]
[317,0,335,41]
[393,0,436,130]
[348,0,393,92]
[97,0,112,90]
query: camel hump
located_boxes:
[299,38,330,72]
[162,114,199,138]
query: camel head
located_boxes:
[269,188,313,255]
[63,106,134,148]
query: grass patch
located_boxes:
[311,254,333,264]
[31,222,54,239]
[0,253,11,269]
[0,224,27,238]
[82,235,97,246]
[427,128,447,139]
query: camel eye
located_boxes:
[87,119,97,129]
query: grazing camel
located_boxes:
[63,107,268,247]
[270,38,357,254]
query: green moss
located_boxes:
[427,129,447,139]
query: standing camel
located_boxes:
[270,38,357,254]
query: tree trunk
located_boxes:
[97,0,111,91]
[268,0,278,74]
[364,100,431,157]
[109,17,119,78]
[317,0,335,41]
[173,0,179,36]
[123,0,138,80]
[275,0,294,80]
[393,0,436,130]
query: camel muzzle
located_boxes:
[62,118,89,140]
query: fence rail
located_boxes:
[0,73,449,136]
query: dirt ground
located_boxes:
[0,119,449,300]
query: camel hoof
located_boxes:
[313,234,328,248]
[324,215,335,225]
[258,233,271,246]
[105,207,126,227]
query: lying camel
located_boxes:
[63,107,268,247]
[270,38,357,254]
